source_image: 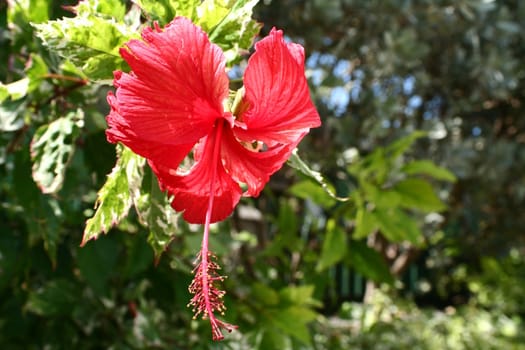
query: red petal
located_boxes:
[106,17,229,147]
[106,92,194,168]
[236,28,321,146]
[152,124,242,224]
[221,126,302,197]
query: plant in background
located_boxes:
[291,131,456,295]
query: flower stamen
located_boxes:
[187,121,238,340]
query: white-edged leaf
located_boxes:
[30,109,84,194]
[3,78,29,100]
[33,12,136,81]
[82,145,145,245]
[133,167,180,260]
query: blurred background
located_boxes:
[1,0,525,349]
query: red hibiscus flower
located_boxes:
[105,17,320,340]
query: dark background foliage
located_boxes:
[1,0,524,349]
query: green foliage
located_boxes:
[347,132,453,244]
[0,78,29,102]
[26,279,79,317]
[34,1,136,81]
[135,0,200,24]
[372,207,421,244]
[401,160,457,182]
[197,0,261,64]
[82,145,141,244]
[317,220,346,271]
[313,290,525,350]
[3,0,523,348]
[76,0,127,21]
[8,0,49,24]
[289,179,336,209]
[82,142,180,260]
[288,149,347,205]
[136,167,181,260]
[347,241,394,285]
[247,284,320,347]
[293,131,453,287]
[265,0,525,261]
[468,249,525,316]
[134,0,261,65]
[394,178,446,212]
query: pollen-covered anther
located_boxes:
[187,250,234,340]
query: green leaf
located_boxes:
[353,136,422,184]
[59,60,89,81]
[76,0,127,21]
[394,178,446,212]
[77,235,119,295]
[8,0,49,25]
[135,0,200,24]
[359,179,380,202]
[277,199,298,238]
[279,285,321,307]
[134,167,180,260]
[359,180,402,209]
[347,240,394,284]
[40,199,62,266]
[0,232,24,291]
[350,148,388,183]
[26,0,49,23]
[3,78,29,100]
[266,199,302,254]
[402,160,457,182]
[264,200,303,257]
[25,279,78,317]
[373,207,423,244]
[354,207,378,239]
[26,54,48,93]
[371,189,402,209]
[197,0,262,65]
[258,329,289,350]
[386,130,427,159]
[122,234,154,278]
[12,150,63,265]
[288,149,348,202]
[289,180,336,208]
[0,83,8,103]
[30,109,84,194]
[250,283,280,306]
[317,220,347,271]
[0,99,26,131]
[269,306,317,345]
[82,146,145,245]
[196,0,229,28]
[34,13,136,81]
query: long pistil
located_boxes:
[188,121,237,341]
